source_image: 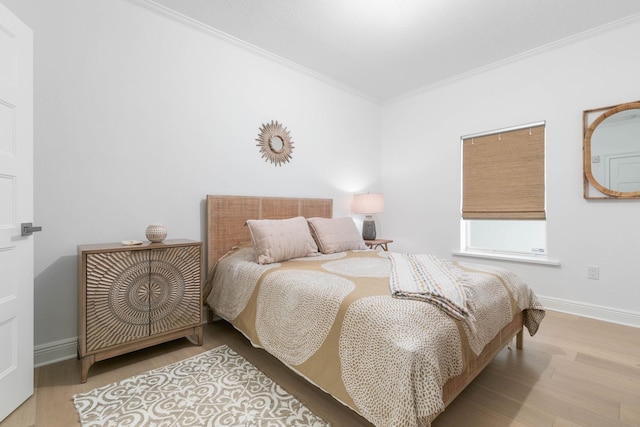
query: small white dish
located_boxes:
[121,240,143,246]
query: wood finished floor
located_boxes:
[2,310,639,427]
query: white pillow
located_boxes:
[246,216,319,264]
[307,217,367,254]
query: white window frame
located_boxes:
[455,122,560,266]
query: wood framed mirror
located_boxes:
[256,120,294,166]
[583,101,640,199]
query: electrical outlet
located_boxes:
[587,266,599,280]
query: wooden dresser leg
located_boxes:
[186,326,204,346]
[195,325,203,346]
[80,355,95,384]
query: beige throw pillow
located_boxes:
[307,217,367,254]
[246,216,319,264]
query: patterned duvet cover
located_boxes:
[205,248,545,426]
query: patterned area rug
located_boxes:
[73,345,329,426]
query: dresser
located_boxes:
[77,239,203,383]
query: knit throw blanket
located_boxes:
[389,253,473,322]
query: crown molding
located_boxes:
[126,1,640,105]
[385,12,640,105]
[126,0,379,104]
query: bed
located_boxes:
[203,195,545,426]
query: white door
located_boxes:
[608,153,640,192]
[0,3,34,422]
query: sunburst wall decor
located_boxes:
[256,120,294,166]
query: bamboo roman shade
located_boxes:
[462,124,545,220]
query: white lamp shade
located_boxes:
[352,193,384,214]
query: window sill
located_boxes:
[451,250,561,266]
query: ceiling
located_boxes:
[150,0,640,102]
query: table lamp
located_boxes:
[352,193,384,240]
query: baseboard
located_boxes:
[32,300,638,367]
[34,337,77,368]
[538,295,640,328]
[34,320,211,367]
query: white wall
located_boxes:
[3,0,639,366]
[380,17,640,325]
[1,0,381,365]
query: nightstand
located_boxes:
[77,239,203,383]
[364,239,393,251]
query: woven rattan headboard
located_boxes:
[206,195,333,271]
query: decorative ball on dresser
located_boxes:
[145,223,167,243]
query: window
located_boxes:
[461,122,546,256]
